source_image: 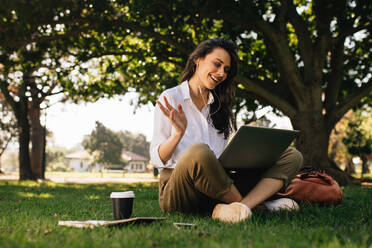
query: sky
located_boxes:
[45,93,155,149]
[43,92,293,149]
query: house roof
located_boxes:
[65,150,91,160]
[121,150,148,161]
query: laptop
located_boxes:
[218,125,300,169]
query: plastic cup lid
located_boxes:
[110,191,135,198]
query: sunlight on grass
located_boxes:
[45,171,156,179]
[352,173,372,180]
[17,192,53,198]
[86,195,100,200]
[0,180,371,248]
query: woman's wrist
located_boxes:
[172,131,184,141]
[158,131,184,164]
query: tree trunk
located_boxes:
[360,155,370,178]
[29,101,44,179]
[292,111,351,185]
[18,97,35,180]
[0,137,11,174]
[0,153,4,174]
[42,125,47,177]
[345,157,355,176]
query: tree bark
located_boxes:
[292,111,351,185]
[361,155,370,176]
[0,136,11,174]
[29,100,45,179]
[345,157,355,176]
[0,158,3,173]
[12,76,38,181]
[42,125,47,177]
[18,96,35,180]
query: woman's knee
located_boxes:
[289,147,303,171]
[177,143,218,171]
[183,143,215,162]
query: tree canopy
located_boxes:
[118,131,150,158]
[82,121,124,166]
[70,0,370,184]
[0,0,118,179]
[82,121,150,167]
[0,97,17,172]
[0,0,371,183]
[342,106,372,175]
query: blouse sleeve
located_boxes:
[149,92,173,168]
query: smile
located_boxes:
[210,75,221,83]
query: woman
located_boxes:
[150,38,303,223]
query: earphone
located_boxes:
[195,60,221,128]
[208,89,221,116]
[197,85,221,131]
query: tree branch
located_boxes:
[74,50,141,63]
[0,135,12,157]
[40,81,59,103]
[199,3,307,107]
[285,0,314,82]
[330,81,372,127]
[2,24,92,49]
[274,0,288,33]
[110,20,194,56]
[203,6,308,108]
[338,21,371,42]
[311,0,333,86]
[235,75,297,118]
[0,81,18,113]
[315,35,332,75]
[324,37,345,113]
[253,21,307,107]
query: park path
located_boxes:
[0,173,159,184]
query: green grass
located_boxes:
[2,171,157,179]
[44,171,157,179]
[0,181,371,248]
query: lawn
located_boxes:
[0,180,371,248]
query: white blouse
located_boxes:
[150,81,229,169]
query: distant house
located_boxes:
[65,149,149,172]
[121,150,149,173]
[65,150,101,172]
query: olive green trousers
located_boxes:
[159,143,303,213]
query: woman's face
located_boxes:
[194,47,231,90]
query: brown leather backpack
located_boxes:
[276,167,343,206]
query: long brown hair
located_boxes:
[181,38,238,139]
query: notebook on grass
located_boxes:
[58,217,166,228]
[218,126,299,169]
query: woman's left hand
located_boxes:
[156,96,187,136]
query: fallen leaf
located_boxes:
[198,231,210,237]
[152,241,162,247]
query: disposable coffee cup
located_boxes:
[110,191,135,220]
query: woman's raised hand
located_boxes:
[156,96,187,136]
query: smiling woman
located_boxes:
[150,38,303,224]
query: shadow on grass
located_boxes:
[0,181,371,248]
[1,181,370,225]
[0,181,161,221]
